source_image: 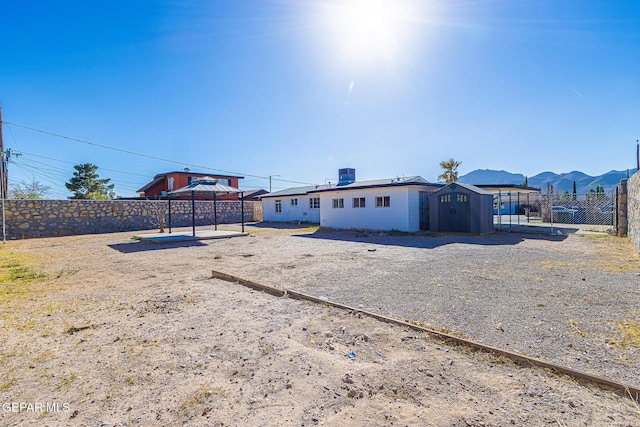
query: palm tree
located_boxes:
[438,159,462,184]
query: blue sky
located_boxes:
[2,0,639,198]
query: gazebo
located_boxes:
[168,176,245,236]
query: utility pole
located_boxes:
[0,103,5,198]
[0,103,5,244]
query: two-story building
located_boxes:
[137,170,244,200]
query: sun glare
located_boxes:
[322,0,419,66]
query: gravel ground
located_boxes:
[2,224,640,425]
[209,224,640,390]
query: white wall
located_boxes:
[262,196,321,223]
[319,187,415,232]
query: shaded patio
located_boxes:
[167,176,247,236]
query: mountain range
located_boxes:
[458,169,636,194]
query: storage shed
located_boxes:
[429,182,494,233]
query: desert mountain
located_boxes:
[458,169,635,194]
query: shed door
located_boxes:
[438,192,471,232]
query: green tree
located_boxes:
[10,179,51,199]
[438,158,462,184]
[572,181,577,201]
[66,163,115,200]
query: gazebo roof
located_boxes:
[168,176,242,196]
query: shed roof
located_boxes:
[431,182,493,196]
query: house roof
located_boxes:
[137,176,165,194]
[431,182,493,196]
[241,189,268,199]
[308,176,442,193]
[471,184,541,195]
[261,176,444,199]
[137,171,244,193]
[155,171,244,179]
[260,184,333,199]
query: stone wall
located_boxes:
[3,199,259,239]
[616,179,628,238]
[627,173,640,252]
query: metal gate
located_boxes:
[494,192,615,226]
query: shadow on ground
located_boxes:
[245,221,318,230]
[294,229,568,249]
[108,240,207,253]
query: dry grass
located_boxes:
[0,246,47,305]
[246,225,319,236]
[587,236,640,273]
[540,236,640,274]
[616,320,640,348]
[179,385,227,418]
[568,319,588,337]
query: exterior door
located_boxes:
[438,192,471,232]
[419,191,430,231]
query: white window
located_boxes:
[291,198,298,206]
[275,200,282,213]
[309,197,320,209]
[352,197,366,208]
[376,196,390,207]
[332,198,344,209]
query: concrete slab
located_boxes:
[495,222,611,236]
[135,230,248,243]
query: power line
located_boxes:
[4,121,314,186]
[19,151,152,178]
[10,161,68,197]
[12,157,145,194]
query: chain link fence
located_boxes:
[494,192,614,226]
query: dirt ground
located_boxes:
[1,225,640,426]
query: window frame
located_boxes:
[375,196,390,207]
[332,198,344,209]
[309,197,320,209]
[352,197,366,208]
[275,199,282,213]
